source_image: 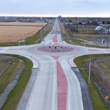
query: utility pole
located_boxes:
[83,36,86,46]
[88,54,91,84]
[23,33,25,45]
[107,32,109,47]
[40,29,42,41]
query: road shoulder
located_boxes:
[16,68,39,110]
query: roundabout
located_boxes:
[33,45,79,54]
[1,19,109,110]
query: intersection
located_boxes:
[0,19,110,110]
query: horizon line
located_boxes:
[0,14,110,18]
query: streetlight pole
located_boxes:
[88,54,91,84]
[84,38,85,46]
[107,31,109,47]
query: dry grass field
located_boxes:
[0,22,47,26]
[0,22,47,43]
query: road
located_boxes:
[0,19,110,110]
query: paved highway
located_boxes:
[25,56,57,110]
[0,19,110,110]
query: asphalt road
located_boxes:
[0,19,110,110]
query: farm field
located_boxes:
[100,24,110,27]
[0,22,47,43]
[0,22,47,26]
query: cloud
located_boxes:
[0,0,110,17]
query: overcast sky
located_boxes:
[0,0,110,17]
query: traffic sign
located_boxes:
[74,56,76,59]
[105,96,109,100]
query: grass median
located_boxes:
[74,54,109,110]
[1,55,33,110]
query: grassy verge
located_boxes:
[62,32,84,45]
[62,32,72,44]
[0,42,19,47]
[71,39,84,45]
[0,58,19,93]
[85,44,110,48]
[24,29,51,45]
[62,33,67,38]
[1,55,33,110]
[74,54,109,110]
[35,30,51,43]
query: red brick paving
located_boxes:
[52,56,67,110]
